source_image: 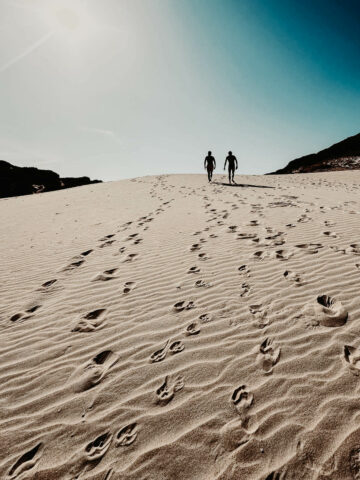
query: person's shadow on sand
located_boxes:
[212,181,275,189]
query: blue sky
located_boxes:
[0,0,359,180]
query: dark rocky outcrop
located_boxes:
[0,160,102,198]
[269,132,360,174]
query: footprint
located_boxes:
[238,265,250,275]
[85,432,112,462]
[252,251,267,261]
[40,279,57,289]
[346,244,360,255]
[273,249,293,261]
[227,225,237,232]
[283,270,303,286]
[323,231,337,238]
[93,269,118,282]
[10,313,24,322]
[330,245,346,254]
[314,295,348,327]
[156,375,184,404]
[99,240,116,248]
[187,266,200,274]
[124,234,137,242]
[116,423,138,447]
[231,385,254,413]
[249,305,269,328]
[72,309,107,333]
[71,350,118,392]
[343,345,360,375]
[264,472,285,480]
[126,233,138,241]
[199,313,212,323]
[249,305,262,314]
[7,443,42,479]
[123,253,138,262]
[169,340,184,354]
[63,259,84,271]
[99,234,115,241]
[237,233,257,240]
[123,281,136,294]
[240,282,250,297]
[84,309,106,320]
[198,253,208,261]
[184,322,200,336]
[10,305,41,322]
[194,279,211,288]
[258,338,281,374]
[190,244,201,251]
[265,231,284,240]
[81,249,93,257]
[104,268,118,275]
[324,220,335,227]
[150,340,170,363]
[297,214,311,223]
[248,220,259,226]
[173,301,194,312]
[295,243,322,254]
[26,305,41,313]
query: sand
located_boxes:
[2,171,360,480]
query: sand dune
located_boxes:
[2,172,360,479]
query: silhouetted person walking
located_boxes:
[224,151,238,184]
[204,151,216,182]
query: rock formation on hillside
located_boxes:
[0,160,102,198]
[270,132,360,174]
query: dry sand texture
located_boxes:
[2,171,360,479]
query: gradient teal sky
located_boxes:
[0,0,359,180]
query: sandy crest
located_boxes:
[2,172,360,480]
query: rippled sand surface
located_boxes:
[2,172,360,480]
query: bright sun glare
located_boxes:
[55,7,80,31]
[41,0,98,47]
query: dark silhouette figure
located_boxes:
[224,151,238,184]
[204,151,216,182]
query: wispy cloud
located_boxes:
[80,126,123,144]
[0,30,55,74]
[81,126,115,137]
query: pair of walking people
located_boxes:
[204,151,238,184]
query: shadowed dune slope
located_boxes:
[270,132,360,174]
